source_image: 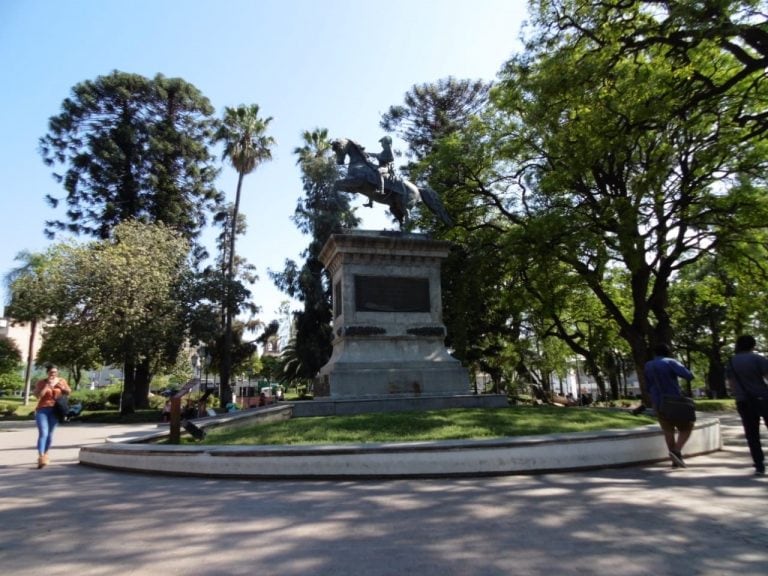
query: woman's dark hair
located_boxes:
[45,363,58,372]
[735,335,757,353]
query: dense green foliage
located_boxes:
[381,0,768,400]
[39,70,222,245]
[0,372,24,396]
[381,77,492,170]
[271,128,358,386]
[0,336,21,375]
[6,222,191,413]
[33,71,227,409]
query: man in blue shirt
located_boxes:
[644,343,694,468]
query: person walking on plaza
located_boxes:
[725,334,768,476]
[644,343,695,468]
[33,364,71,469]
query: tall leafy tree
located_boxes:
[439,226,522,390]
[379,79,522,384]
[512,231,629,399]
[379,6,767,402]
[37,71,223,402]
[213,104,275,403]
[466,0,768,399]
[380,77,492,168]
[65,222,189,412]
[8,222,190,412]
[39,71,222,247]
[670,220,768,397]
[192,203,261,382]
[271,128,358,385]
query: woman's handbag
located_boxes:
[52,394,70,423]
[658,395,696,422]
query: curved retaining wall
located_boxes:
[79,416,722,479]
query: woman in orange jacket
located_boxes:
[33,364,71,468]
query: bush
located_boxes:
[69,387,121,410]
[0,402,16,416]
[148,394,166,410]
[0,336,21,374]
[694,398,736,412]
[0,371,24,395]
[106,391,122,406]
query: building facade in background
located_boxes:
[0,317,44,368]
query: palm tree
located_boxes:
[3,250,49,405]
[293,128,331,163]
[214,104,275,403]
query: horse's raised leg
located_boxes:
[389,197,407,229]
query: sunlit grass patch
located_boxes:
[198,406,656,446]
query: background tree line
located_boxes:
[278,1,767,403]
[6,72,274,412]
[5,1,766,409]
[374,0,768,400]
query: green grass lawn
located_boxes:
[0,397,36,419]
[197,405,659,446]
[691,398,736,412]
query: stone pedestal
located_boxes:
[316,230,470,398]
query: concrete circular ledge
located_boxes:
[78,416,722,479]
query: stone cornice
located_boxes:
[319,230,451,272]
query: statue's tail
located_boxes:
[419,186,453,227]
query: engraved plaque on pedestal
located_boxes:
[354,275,430,313]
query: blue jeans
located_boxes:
[35,407,58,454]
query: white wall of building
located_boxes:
[0,317,45,368]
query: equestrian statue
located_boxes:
[331,137,453,228]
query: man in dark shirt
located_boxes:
[725,334,768,476]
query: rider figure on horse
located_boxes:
[331,135,452,227]
[364,136,395,207]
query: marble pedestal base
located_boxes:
[317,231,470,399]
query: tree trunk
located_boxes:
[608,372,619,401]
[582,355,607,400]
[22,318,37,406]
[121,358,136,415]
[134,357,151,409]
[627,328,652,406]
[706,315,727,398]
[707,355,727,398]
[605,351,620,400]
[220,171,244,406]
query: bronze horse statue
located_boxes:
[331,138,452,227]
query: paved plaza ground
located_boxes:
[0,412,766,576]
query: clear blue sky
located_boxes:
[0,0,527,325]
